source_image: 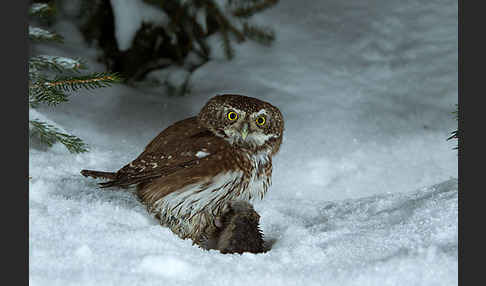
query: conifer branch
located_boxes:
[29,3,53,17]
[242,23,274,46]
[447,130,459,151]
[447,104,459,150]
[29,77,69,106]
[44,72,122,92]
[29,73,121,106]
[203,1,240,59]
[220,29,235,60]
[29,56,86,73]
[29,26,63,42]
[206,1,245,42]
[447,130,458,141]
[28,2,120,154]
[192,21,211,59]
[29,119,88,153]
[80,0,277,83]
[232,0,279,18]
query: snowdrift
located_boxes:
[29,162,457,286]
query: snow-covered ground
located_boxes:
[29,0,458,285]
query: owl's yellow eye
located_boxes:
[227,111,238,121]
[256,116,266,126]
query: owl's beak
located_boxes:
[240,123,249,140]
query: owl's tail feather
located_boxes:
[81,169,161,189]
[80,169,117,180]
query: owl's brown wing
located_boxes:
[97,116,231,188]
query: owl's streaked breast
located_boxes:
[151,149,272,241]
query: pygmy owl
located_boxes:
[81,94,284,250]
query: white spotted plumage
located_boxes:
[195,150,210,158]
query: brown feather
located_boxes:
[80,170,117,180]
[93,117,232,189]
[137,146,248,208]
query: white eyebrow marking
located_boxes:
[232,108,245,115]
[224,106,246,118]
[256,109,267,116]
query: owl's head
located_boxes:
[198,94,284,153]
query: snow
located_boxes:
[146,66,191,90]
[29,0,457,285]
[29,109,69,135]
[31,55,83,70]
[196,8,208,34]
[110,0,170,51]
[136,255,196,278]
[29,26,58,40]
[30,3,49,14]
